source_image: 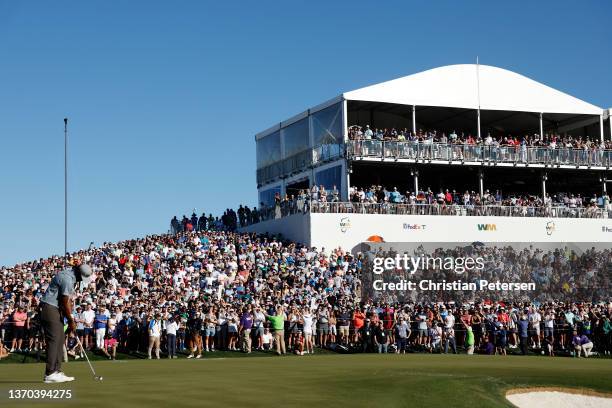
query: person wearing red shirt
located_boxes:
[352,308,366,342]
[383,306,395,343]
[497,308,509,325]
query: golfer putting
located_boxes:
[40,263,93,383]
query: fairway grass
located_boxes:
[0,354,610,407]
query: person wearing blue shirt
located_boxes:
[94,307,109,350]
[389,187,401,203]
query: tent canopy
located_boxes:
[343,64,602,116]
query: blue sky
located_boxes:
[0,1,610,266]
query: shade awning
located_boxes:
[343,64,602,116]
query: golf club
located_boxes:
[75,336,103,381]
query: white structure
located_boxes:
[249,65,611,248]
[255,64,608,207]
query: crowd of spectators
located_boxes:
[349,185,609,208]
[347,125,612,165]
[170,208,263,233]
[245,185,610,223]
[1,229,610,361]
[348,125,612,151]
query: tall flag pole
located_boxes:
[476,57,482,140]
[64,117,68,261]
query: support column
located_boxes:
[541,172,548,203]
[411,169,419,193]
[478,169,484,197]
[539,112,544,139]
[600,115,605,142]
[345,162,351,201]
[609,114,612,141]
[477,109,481,140]
[412,105,416,135]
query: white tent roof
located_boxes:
[343,64,602,116]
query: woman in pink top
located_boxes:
[11,306,28,352]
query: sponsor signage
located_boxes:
[403,223,426,230]
[477,223,496,231]
[546,221,555,236]
[339,217,351,233]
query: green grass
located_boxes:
[0,354,610,407]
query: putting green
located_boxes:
[0,354,610,407]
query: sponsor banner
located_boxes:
[241,214,612,257]
[358,241,611,304]
[308,213,612,252]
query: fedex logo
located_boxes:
[403,224,426,230]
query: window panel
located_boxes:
[283,118,309,158]
[256,131,281,169]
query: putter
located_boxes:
[75,336,103,381]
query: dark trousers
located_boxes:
[167,334,176,357]
[41,303,65,375]
[520,336,528,355]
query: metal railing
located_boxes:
[347,140,612,167]
[251,200,610,224]
[257,144,344,185]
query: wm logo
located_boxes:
[477,224,497,231]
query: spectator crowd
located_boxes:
[1,228,610,361]
[348,125,612,156]
[234,185,611,224]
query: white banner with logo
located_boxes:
[310,213,612,251]
[242,213,612,251]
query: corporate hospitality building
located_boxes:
[247,64,612,250]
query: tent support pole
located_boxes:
[412,105,416,135]
[600,115,604,143]
[539,113,544,139]
[478,169,484,198]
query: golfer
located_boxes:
[40,263,93,383]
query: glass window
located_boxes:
[282,117,309,158]
[256,131,281,169]
[314,165,342,191]
[312,102,343,146]
[259,186,281,207]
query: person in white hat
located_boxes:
[40,263,93,383]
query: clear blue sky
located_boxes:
[0,1,610,266]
